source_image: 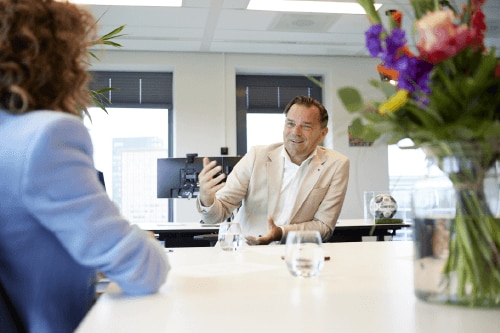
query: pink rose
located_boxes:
[416,9,472,63]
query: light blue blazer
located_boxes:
[0,110,169,333]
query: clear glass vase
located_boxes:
[412,141,500,307]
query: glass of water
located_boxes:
[285,230,324,277]
[218,222,243,251]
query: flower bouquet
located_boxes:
[337,0,500,307]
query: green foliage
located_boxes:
[410,0,440,19]
[86,24,127,117]
[337,87,364,112]
[88,25,126,62]
[337,46,500,148]
[339,0,500,150]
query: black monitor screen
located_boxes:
[157,156,241,199]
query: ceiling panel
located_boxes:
[87,0,500,56]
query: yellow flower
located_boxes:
[378,89,409,115]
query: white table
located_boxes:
[76,241,499,333]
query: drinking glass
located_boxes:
[218,222,243,251]
[285,230,324,277]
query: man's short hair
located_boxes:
[284,96,328,127]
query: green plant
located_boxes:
[87,21,126,114]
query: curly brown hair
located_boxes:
[0,0,96,116]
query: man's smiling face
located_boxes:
[283,103,328,165]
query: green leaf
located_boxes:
[337,87,364,112]
[349,118,364,137]
[349,117,381,142]
[103,40,123,48]
[87,24,126,112]
[100,25,126,41]
[362,127,382,142]
[87,51,99,61]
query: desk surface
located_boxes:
[76,241,498,333]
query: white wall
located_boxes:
[91,50,390,221]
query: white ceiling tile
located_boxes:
[88,1,500,56]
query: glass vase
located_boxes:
[412,141,500,307]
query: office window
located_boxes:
[85,107,169,224]
[236,75,322,155]
[246,113,285,150]
[387,140,450,221]
[388,144,428,192]
[85,71,173,224]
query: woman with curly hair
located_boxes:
[0,1,169,332]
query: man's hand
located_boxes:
[245,218,283,245]
[198,157,226,207]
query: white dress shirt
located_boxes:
[273,147,317,227]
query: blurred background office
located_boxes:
[83,0,500,224]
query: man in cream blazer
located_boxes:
[197,96,349,244]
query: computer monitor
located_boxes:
[157,155,241,199]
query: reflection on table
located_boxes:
[76,242,499,333]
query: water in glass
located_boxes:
[218,222,243,251]
[285,231,324,277]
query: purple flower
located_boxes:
[365,24,384,57]
[398,57,433,93]
[364,25,433,95]
[383,28,406,67]
[413,60,433,94]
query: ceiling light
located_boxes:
[66,0,181,6]
[247,0,382,14]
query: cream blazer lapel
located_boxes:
[266,146,284,218]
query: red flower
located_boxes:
[415,9,483,64]
[470,7,486,48]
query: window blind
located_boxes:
[89,71,173,108]
[236,75,322,113]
